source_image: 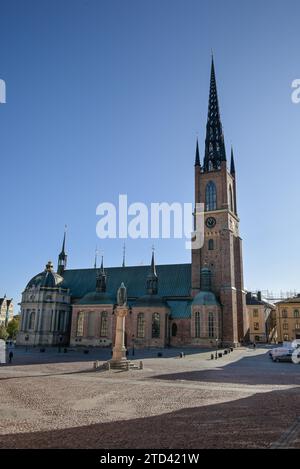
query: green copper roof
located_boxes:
[192,290,220,306]
[78,291,114,305]
[133,295,168,308]
[60,263,191,299]
[167,300,191,319]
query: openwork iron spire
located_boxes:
[203,57,226,172]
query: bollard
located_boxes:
[139,360,143,369]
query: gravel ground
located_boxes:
[0,346,299,449]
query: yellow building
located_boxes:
[276,295,300,343]
[246,292,276,343]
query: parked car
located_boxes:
[273,352,293,363]
[270,343,300,359]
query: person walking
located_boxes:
[8,351,13,363]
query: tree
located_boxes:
[0,324,9,341]
[6,317,20,340]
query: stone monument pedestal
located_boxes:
[109,305,131,369]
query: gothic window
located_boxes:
[195,312,201,338]
[208,239,214,251]
[294,309,299,318]
[152,313,160,338]
[206,181,217,211]
[29,311,35,330]
[254,322,260,331]
[76,312,84,337]
[208,312,215,338]
[137,313,145,338]
[253,309,259,318]
[229,185,234,212]
[172,323,177,337]
[100,311,108,337]
[283,323,289,330]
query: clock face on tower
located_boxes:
[205,216,216,228]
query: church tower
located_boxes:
[192,57,249,346]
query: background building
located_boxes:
[0,296,13,326]
[246,291,276,343]
[276,295,300,342]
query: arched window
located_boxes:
[229,185,234,212]
[195,312,201,338]
[208,312,215,338]
[76,312,84,337]
[208,239,214,251]
[172,323,177,337]
[29,311,35,330]
[100,311,108,337]
[152,313,160,338]
[294,310,300,318]
[206,181,217,211]
[137,313,145,338]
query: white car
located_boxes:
[271,347,295,360]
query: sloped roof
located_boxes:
[167,300,191,319]
[61,263,191,300]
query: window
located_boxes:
[229,185,234,212]
[253,309,259,318]
[100,311,108,337]
[282,309,288,319]
[208,239,214,251]
[208,312,215,338]
[172,323,177,337]
[58,311,65,332]
[76,312,84,337]
[254,322,259,331]
[294,310,300,318]
[205,181,217,211]
[283,323,289,330]
[29,311,35,330]
[137,313,145,338]
[295,323,300,330]
[195,312,201,338]
[152,313,160,338]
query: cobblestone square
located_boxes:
[0,346,299,449]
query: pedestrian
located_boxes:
[253,342,256,350]
[8,351,13,363]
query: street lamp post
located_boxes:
[215,338,219,359]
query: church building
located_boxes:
[17,58,249,349]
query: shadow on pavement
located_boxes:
[0,387,299,449]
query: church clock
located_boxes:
[205,217,216,228]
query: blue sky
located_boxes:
[0,0,299,307]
